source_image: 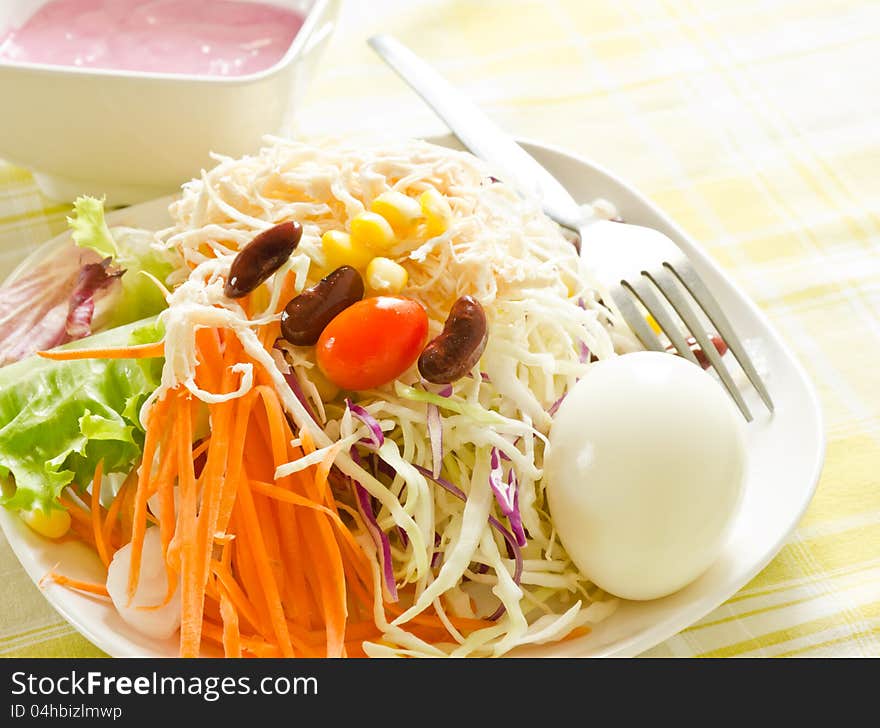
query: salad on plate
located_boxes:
[0,137,652,657]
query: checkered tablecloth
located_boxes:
[2,0,878,657]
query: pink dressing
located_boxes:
[0,0,304,76]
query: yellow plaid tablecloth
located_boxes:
[1,0,878,657]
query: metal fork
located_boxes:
[369,34,773,421]
[583,217,773,420]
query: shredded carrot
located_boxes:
[201,620,281,657]
[90,460,110,568]
[55,322,531,659]
[211,561,263,634]
[43,573,110,597]
[191,438,211,464]
[156,421,180,597]
[58,493,91,526]
[126,395,171,605]
[248,478,370,589]
[176,391,203,658]
[235,477,294,656]
[194,327,224,393]
[253,490,285,601]
[218,585,242,658]
[117,475,139,545]
[275,270,299,314]
[229,510,273,639]
[300,428,316,455]
[259,320,280,351]
[38,339,165,361]
[102,470,135,550]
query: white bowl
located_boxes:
[0,0,340,204]
[0,138,825,657]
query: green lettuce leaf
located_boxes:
[68,196,175,327]
[0,318,162,513]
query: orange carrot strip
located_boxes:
[189,335,242,649]
[284,619,381,647]
[214,389,255,544]
[58,494,91,526]
[383,600,494,633]
[90,460,110,568]
[218,585,242,658]
[253,491,286,602]
[191,438,211,463]
[44,573,110,597]
[247,479,371,593]
[102,472,133,550]
[266,432,310,623]
[229,511,272,641]
[63,518,98,550]
[145,424,178,499]
[203,334,245,539]
[258,320,280,351]
[300,428,315,455]
[156,420,179,578]
[200,621,281,657]
[220,541,233,569]
[236,477,294,657]
[126,394,171,604]
[102,469,137,548]
[138,412,179,611]
[38,340,165,361]
[288,472,346,654]
[211,562,263,634]
[249,479,342,518]
[176,391,204,658]
[313,448,335,511]
[246,389,320,626]
[194,327,224,394]
[117,473,139,545]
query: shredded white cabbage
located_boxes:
[152,137,638,657]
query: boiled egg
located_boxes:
[545,351,746,600]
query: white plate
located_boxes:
[0,139,824,657]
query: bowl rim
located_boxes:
[0,0,332,85]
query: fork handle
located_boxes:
[368,34,587,232]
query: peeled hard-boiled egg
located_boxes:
[545,351,747,601]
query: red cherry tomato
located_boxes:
[316,296,429,390]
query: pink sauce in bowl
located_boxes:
[0,0,305,77]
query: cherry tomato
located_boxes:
[316,296,429,391]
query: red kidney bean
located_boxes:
[418,296,488,384]
[224,220,302,298]
[280,265,365,346]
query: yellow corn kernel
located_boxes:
[350,212,396,252]
[321,229,374,270]
[21,505,71,539]
[419,188,452,237]
[366,257,409,295]
[370,190,423,235]
[646,313,662,335]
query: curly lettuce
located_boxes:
[0,318,162,513]
[68,196,175,327]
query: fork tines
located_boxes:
[611,263,774,422]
